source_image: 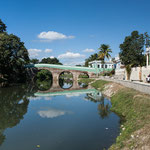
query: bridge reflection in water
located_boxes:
[34,79,102,102]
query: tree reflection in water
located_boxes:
[36,79,52,91]
[98,97,111,119]
[0,85,29,146]
[85,92,111,119]
[78,81,88,88]
[59,78,73,89]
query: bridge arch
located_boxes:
[59,71,73,89]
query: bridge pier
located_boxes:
[73,72,80,81]
[52,72,60,81]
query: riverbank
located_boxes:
[79,78,150,150]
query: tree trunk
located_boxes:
[126,65,132,80]
[139,66,142,81]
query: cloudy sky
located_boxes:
[1,0,150,65]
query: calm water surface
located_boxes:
[0,80,120,150]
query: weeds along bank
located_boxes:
[80,79,150,150]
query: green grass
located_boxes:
[89,79,150,149]
[78,78,94,84]
[91,80,110,90]
[109,88,150,149]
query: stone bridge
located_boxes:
[26,64,98,81]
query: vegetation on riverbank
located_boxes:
[80,78,150,149]
[78,78,94,84]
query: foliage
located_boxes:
[101,69,115,76]
[36,79,52,91]
[78,78,94,84]
[36,70,52,81]
[40,57,62,65]
[59,78,73,89]
[119,31,148,67]
[0,85,29,145]
[0,19,29,82]
[110,88,150,149]
[91,80,109,90]
[98,97,111,119]
[59,72,73,79]
[0,19,7,33]
[30,58,39,64]
[35,70,52,90]
[98,44,112,63]
[78,73,89,78]
[90,79,150,149]
[84,53,99,67]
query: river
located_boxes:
[0,79,120,150]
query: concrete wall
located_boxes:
[115,68,125,80]
[127,66,150,82]
[99,76,150,95]
[115,66,150,82]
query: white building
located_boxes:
[88,60,114,69]
[146,47,150,67]
[114,56,125,69]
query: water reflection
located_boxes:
[36,79,52,91]
[38,108,72,118]
[59,78,73,89]
[35,80,112,120]
[0,85,29,146]
[85,93,111,119]
[0,80,120,150]
[98,98,111,119]
[78,81,88,88]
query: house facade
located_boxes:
[88,60,114,72]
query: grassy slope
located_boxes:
[83,79,150,149]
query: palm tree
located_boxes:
[98,44,112,73]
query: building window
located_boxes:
[101,65,104,68]
[105,65,107,68]
[98,65,100,68]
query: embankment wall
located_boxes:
[99,76,150,95]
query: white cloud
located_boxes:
[44,49,53,53]
[28,48,54,58]
[58,52,85,59]
[83,48,95,53]
[38,108,70,118]
[63,60,85,66]
[50,56,55,59]
[38,31,75,41]
[28,49,42,57]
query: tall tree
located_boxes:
[98,44,112,62]
[0,19,7,33]
[119,31,147,80]
[0,19,29,82]
[84,53,98,67]
[98,44,112,71]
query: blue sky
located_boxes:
[1,0,150,65]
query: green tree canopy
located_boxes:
[119,31,146,67]
[30,58,39,64]
[0,19,7,33]
[0,85,29,145]
[0,19,29,82]
[40,57,62,65]
[84,53,98,67]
